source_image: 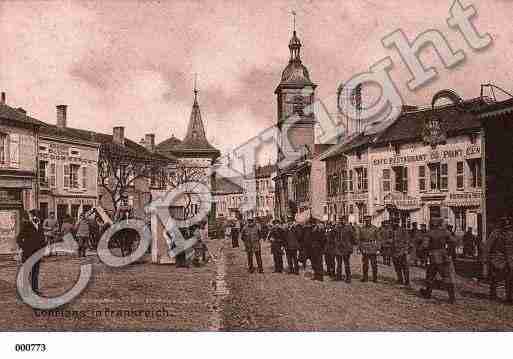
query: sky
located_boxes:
[1,0,512,162]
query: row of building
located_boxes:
[0,88,221,253]
[265,26,511,239]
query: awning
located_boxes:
[444,192,481,208]
[384,192,421,211]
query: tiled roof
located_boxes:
[0,103,42,127]
[474,97,513,118]
[38,122,169,161]
[155,135,182,160]
[156,135,182,151]
[374,99,485,146]
[1,102,173,162]
[214,177,244,195]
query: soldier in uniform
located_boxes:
[484,215,513,304]
[285,217,300,275]
[409,222,420,266]
[419,218,457,304]
[301,219,314,270]
[324,222,336,279]
[380,220,393,266]
[334,216,355,283]
[417,223,428,267]
[267,220,285,273]
[391,220,411,286]
[358,216,381,283]
[310,219,326,281]
[241,218,264,273]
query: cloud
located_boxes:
[1,0,511,164]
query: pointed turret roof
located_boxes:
[169,91,220,160]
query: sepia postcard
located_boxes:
[0,0,512,356]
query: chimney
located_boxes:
[144,134,155,152]
[113,126,125,145]
[1,92,5,104]
[56,105,67,128]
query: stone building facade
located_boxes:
[214,177,243,219]
[0,93,39,253]
[38,105,99,222]
[243,164,275,219]
[323,99,486,235]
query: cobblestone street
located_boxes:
[1,239,513,331]
[221,241,513,331]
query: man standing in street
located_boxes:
[310,219,326,281]
[42,211,58,255]
[75,212,90,257]
[241,218,264,273]
[484,215,513,304]
[358,216,380,283]
[285,217,300,275]
[334,216,355,283]
[301,218,314,270]
[419,218,457,304]
[391,220,411,287]
[232,218,240,248]
[463,227,477,258]
[380,220,393,266]
[267,220,284,273]
[324,222,336,279]
[17,210,45,294]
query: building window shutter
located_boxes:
[82,167,87,188]
[64,164,70,188]
[403,166,408,193]
[50,162,56,188]
[9,133,19,168]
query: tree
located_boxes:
[162,160,212,221]
[98,142,170,217]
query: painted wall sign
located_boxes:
[373,145,481,166]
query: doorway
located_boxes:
[429,205,441,224]
[57,204,68,225]
[39,202,48,221]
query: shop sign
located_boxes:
[373,145,481,166]
[445,192,481,207]
[0,189,22,205]
[465,145,481,158]
[384,192,420,210]
[40,152,95,165]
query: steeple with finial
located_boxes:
[276,11,315,90]
[289,11,302,62]
[164,73,220,160]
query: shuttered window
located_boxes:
[82,167,87,188]
[9,133,19,168]
[50,163,56,188]
[64,164,70,188]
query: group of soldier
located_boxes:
[238,213,513,305]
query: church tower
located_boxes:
[275,22,317,162]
